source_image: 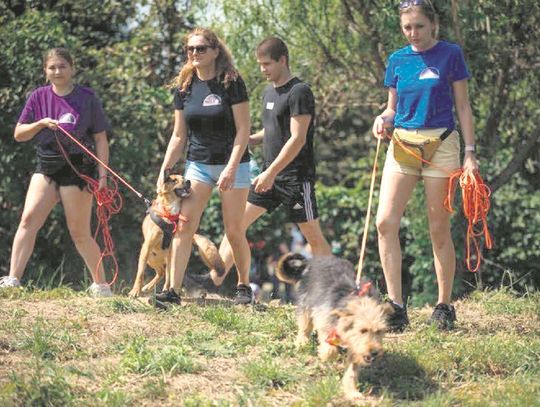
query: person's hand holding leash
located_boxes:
[40,118,59,130]
[463,151,479,173]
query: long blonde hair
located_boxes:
[169,28,239,92]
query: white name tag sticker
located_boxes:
[266,102,274,110]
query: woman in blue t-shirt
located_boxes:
[372,0,478,331]
[156,28,252,305]
[1,48,112,297]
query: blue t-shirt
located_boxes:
[384,41,470,130]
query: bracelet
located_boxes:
[465,145,476,153]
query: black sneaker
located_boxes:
[386,301,409,333]
[430,303,456,330]
[234,284,253,305]
[155,288,181,305]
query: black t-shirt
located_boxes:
[174,74,250,164]
[262,77,316,181]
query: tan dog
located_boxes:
[277,253,393,400]
[128,171,224,298]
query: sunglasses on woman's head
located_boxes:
[399,0,435,10]
[186,45,212,54]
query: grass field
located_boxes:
[0,287,539,406]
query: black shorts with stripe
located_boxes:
[247,179,318,224]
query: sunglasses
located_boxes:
[185,45,213,54]
[399,0,435,10]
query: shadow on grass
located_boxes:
[357,351,438,401]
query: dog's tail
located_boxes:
[192,234,226,276]
[276,252,307,285]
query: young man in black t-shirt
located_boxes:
[209,37,332,289]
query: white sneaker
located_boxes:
[0,276,21,288]
[88,282,113,298]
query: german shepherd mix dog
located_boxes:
[128,171,224,298]
[277,253,393,400]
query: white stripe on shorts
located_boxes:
[302,181,314,221]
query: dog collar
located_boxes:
[326,328,343,347]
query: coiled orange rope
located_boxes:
[389,135,493,272]
[445,169,493,272]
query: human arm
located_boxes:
[453,79,478,172]
[157,109,188,189]
[14,119,59,142]
[217,101,251,191]
[372,88,397,139]
[249,129,264,145]
[93,131,109,190]
[252,114,310,193]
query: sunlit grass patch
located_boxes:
[120,335,200,376]
[470,289,540,317]
[241,355,297,390]
[0,361,77,406]
[104,297,151,314]
[301,375,341,407]
[14,317,83,360]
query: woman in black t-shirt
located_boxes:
[157,28,252,304]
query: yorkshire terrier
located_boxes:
[277,253,393,400]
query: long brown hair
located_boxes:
[169,28,238,92]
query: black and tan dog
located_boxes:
[277,253,393,400]
[128,171,225,298]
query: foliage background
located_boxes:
[0,0,538,304]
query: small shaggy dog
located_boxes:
[277,253,392,400]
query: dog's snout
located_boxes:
[184,179,191,189]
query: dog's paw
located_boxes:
[344,390,365,402]
[128,288,141,298]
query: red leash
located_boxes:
[54,134,123,285]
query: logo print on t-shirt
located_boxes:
[419,67,440,80]
[58,112,77,125]
[202,94,222,106]
[266,102,274,110]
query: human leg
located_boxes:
[211,203,267,286]
[375,170,418,306]
[8,174,59,281]
[297,219,331,256]
[423,176,456,305]
[169,180,213,294]
[219,188,250,285]
[60,185,107,284]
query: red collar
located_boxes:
[152,201,188,233]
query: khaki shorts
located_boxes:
[384,128,461,178]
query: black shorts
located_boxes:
[36,153,96,190]
[248,179,318,224]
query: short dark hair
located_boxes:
[256,37,289,65]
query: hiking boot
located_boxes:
[234,284,253,305]
[386,301,409,333]
[88,283,113,298]
[430,303,456,330]
[155,288,181,305]
[0,276,21,289]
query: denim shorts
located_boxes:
[184,160,251,189]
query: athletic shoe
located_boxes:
[155,288,181,305]
[386,301,409,333]
[88,282,113,298]
[430,303,456,330]
[0,276,21,289]
[234,284,253,305]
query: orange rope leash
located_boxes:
[445,169,493,272]
[390,134,493,272]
